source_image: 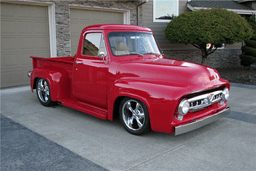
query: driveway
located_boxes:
[1,83,256,171]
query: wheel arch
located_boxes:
[108,82,153,124]
[112,95,152,121]
[31,68,70,101]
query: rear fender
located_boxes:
[31,68,70,101]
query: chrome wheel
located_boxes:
[37,79,50,103]
[36,78,54,106]
[120,98,150,135]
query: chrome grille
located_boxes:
[187,90,223,111]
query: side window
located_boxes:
[83,33,107,56]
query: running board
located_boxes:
[58,98,107,120]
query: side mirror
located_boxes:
[98,52,106,58]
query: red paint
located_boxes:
[30,24,230,134]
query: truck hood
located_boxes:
[116,58,227,93]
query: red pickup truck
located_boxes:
[28,24,230,135]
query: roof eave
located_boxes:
[187,3,256,15]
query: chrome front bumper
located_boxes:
[175,107,230,136]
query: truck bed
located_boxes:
[31,56,74,77]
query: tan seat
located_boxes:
[113,42,130,56]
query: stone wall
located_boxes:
[163,49,242,69]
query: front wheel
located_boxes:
[119,98,150,135]
[36,78,55,106]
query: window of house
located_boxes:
[153,0,179,22]
[83,33,107,56]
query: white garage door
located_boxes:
[1,3,50,88]
[70,8,124,55]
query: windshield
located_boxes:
[108,32,161,56]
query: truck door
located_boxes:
[73,32,108,108]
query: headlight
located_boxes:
[178,99,190,115]
[222,88,229,101]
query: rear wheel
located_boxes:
[36,78,54,106]
[119,98,150,135]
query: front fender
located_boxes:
[31,68,70,101]
[108,79,191,133]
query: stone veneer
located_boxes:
[163,49,242,69]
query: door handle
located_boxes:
[76,61,83,64]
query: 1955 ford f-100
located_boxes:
[28,24,230,135]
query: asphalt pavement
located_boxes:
[1,83,256,171]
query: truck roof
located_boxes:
[82,24,152,32]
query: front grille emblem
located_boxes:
[207,94,215,104]
[188,90,223,111]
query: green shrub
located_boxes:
[244,40,256,48]
[251,34,256,41]
[241,46,256,57]
[240,14,256,66]
[165,8,253,65]
[240,54,256,66]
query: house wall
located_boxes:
[139,0,244,68]
[140,0,193,50]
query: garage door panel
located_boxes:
[1,3,50,88]
[35,36,50,49]
[1,53,19,68]
[1,67,31,88]
[92,11,104,20]
[21,69,31,83]
[1,20,15,34]
[16,5,33,18]
[2,37,17,51]
[34,51,50,58]
[71,36,80,55]
[17,21,34,34]
[19,53,33,66]
[33,6,48,19]
[2,70,22,85]
[35,22,49,35]
[71,23,82,34]
[1,4,14,17]
[19,37,34,49]
[70,9,80,20]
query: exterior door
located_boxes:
[73,32,108,108]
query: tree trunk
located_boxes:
[201,57,207,65]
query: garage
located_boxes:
[70,7,125,55]
[1,3,50,88]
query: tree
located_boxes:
[165,8,253,65]
[240,14,256,66]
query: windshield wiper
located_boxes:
[143,52,161,55]
[130,52,144,56]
